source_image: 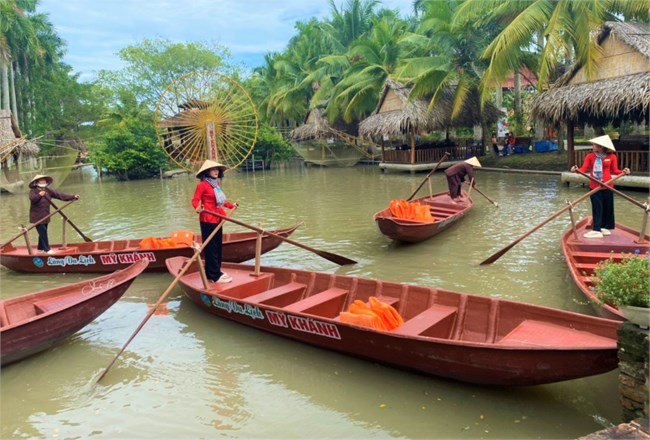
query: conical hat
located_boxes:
[29,174,53,188]
[588,135,616,151]
[195,160,228,178]
[464,156,482,168]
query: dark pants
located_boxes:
[36,223,50,251]
[200,221,224,282]
[447,174,463,199]
[590,190,615,231]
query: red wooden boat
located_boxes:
[1,259,148,366]
[0,225,300,273]
[373,191,473,243]
[166,256,619,386]
[561,216,650,321]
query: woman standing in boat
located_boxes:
[28,174,79,254]
[571,135,630,239]
[444,156,481,203]
[192,160,237,283]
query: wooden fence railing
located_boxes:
[382,141,485,164]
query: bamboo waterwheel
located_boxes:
[154,71,258,172]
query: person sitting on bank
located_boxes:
[444,156,481,203]
[571,135,630,239]
[28,174,80,254]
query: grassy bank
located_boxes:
[478,151,569,171]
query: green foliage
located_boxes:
[89,119,169,181]
[594,254,650,308]
[253,124,296,160]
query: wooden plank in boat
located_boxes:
[243,282,306,307]
[283,287,348,317]
[392,304,457,337]
[497,320,615,348]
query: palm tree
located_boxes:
[397,0,495,120]
[453,0,650,104]
[326,13,407,123]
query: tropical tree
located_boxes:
[326,13,407,123]
[453,0,650,104]
[397,0,496,120]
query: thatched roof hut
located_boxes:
[290,108,357,141]
[358,80,434,139]
[532,21,650,126]
[359,80,501,139]
[0,109,39,158]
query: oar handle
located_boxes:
[574,170,644,210]
[406,152,449,201]
[479,173,626,265]
[202,209,357,265]
[48,199,93,242]
[96,206,238,383]
[1,199,77,248]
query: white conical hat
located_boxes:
[464,156,482,167]
[29,174,53,188]
[195,160,228,178]
[588,135,616,151]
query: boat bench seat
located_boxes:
[497,319,615,347]
[0,305,9,327]
[243,282,306,307]
[33,296,80,314]
[392,304,457,337]
[283,287,348,318]
[574,262,598,271]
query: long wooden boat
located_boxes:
[166,256,619,386]
[561,216,650,321]
[1,259,148,366]
[373,191,473,243]
[0,225,300,273]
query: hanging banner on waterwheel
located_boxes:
[153,71,258,173]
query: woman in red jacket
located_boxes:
[571,135,630,239]
[192,160,237,283]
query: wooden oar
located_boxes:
[464,181,499,207]
[479,173,626,265]
[1,199,77,248]
[48,199,93,242]
[96,206,237,383]
[574,170,645,210]
[406,152,450,201]
[203,209,357,266]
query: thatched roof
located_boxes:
[532,22,650,125]
[290,108,357,141]
[0,110,39,157]
[359,80,501,139]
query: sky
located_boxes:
[39,0,414,81]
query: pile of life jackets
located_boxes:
[339,296,404,331]
[139,230,195,249]
[389,199,434,223]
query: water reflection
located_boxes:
[1,163,645,438]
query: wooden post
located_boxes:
[567,120,575,168]
[567,200,579,240]
[409,129,416,164]
[21,225,33,255]
[636,201,649,244]
[251,229,263,277]
[61,218,68,249]
[194,247,210,289]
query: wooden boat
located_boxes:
[373,191,473,243]
[0,225,300,273]
[561,216,650,321]
[1,259,148,366]
[166,256,620,386]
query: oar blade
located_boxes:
[315,249,357,265]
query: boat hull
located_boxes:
[561,216,650,321]
[0,225,299,273]
[168,257,620,386]
[1,259,148,366]
[374,192,473,242]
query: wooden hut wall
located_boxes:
[380,89,405,113]
[570,37,650,84]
